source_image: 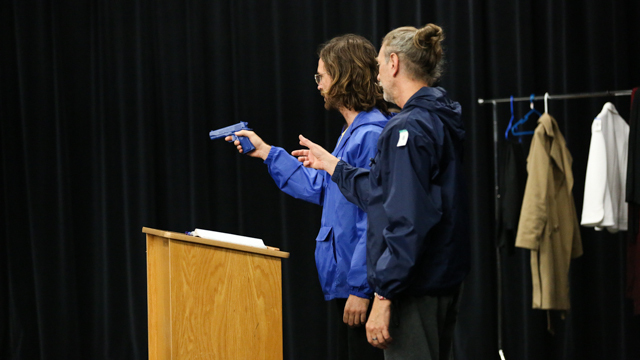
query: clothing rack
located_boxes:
[478,89,632,104]
[477,89,633,360]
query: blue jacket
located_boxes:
[265,108,389,300]
[332,87,470,299]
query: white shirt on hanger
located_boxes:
[581,102,629,233]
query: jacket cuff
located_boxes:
[515,235,540,250]
[263,146,280,165]
[349,288,372,299]
[331,160,348,182]
[373,288,392,300]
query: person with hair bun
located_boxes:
[227,34,388,360]
[295,24,470,359]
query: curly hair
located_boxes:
[318,34,388,114]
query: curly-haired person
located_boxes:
[227,34,389,360]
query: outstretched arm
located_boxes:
[227,130,325,205]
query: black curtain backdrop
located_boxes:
[2,0,639,359]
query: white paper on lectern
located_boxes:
[191,228,267,249]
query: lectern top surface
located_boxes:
[142,227,290,259]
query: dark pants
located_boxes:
[333,298,385,360]
[385,286,462,360]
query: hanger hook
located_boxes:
[544,92,550,114]
[511,95,514,114]
[529,94,535,110]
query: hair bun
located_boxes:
[413,23,444,50]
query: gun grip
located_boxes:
[238,136,255,154]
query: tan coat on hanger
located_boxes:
[516,113,583,310]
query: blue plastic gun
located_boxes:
[209,121,255,154]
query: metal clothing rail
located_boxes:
[478,89,632,104]
[477,89,633,360]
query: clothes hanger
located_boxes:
[511,94,541,136]
[504,96,515,140]
[544,92,549,114]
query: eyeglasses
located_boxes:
[314,73,325,85]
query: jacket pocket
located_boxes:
[314,226,337,294]
[315,226,332,242]
[315,226,337,265]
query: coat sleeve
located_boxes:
[265,146,325,205]
[515,128,549,250]
[347,224,370,297]
[332,162,372,211]
[371,124,443,299]
[580,119,607,227]
[343,128,382,297]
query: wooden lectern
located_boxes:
[143,227,289,360]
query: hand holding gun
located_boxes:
[209,121,256,154]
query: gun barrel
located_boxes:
[209,121,250,140]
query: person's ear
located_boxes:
[389,53,400,77]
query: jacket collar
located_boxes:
[538,113,574,191]
[333,108,385,154]
[403,86,446,109]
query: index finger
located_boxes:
[234,130,253,137]
[291,149,309,157]
[298,134,316,148]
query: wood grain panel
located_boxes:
[170,240,283,359]
[147,235,172,360]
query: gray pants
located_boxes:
[385,287,462,360]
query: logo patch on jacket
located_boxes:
[397,129,409,147]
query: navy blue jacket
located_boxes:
[265,108,389,300]
[332,87,470,299]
